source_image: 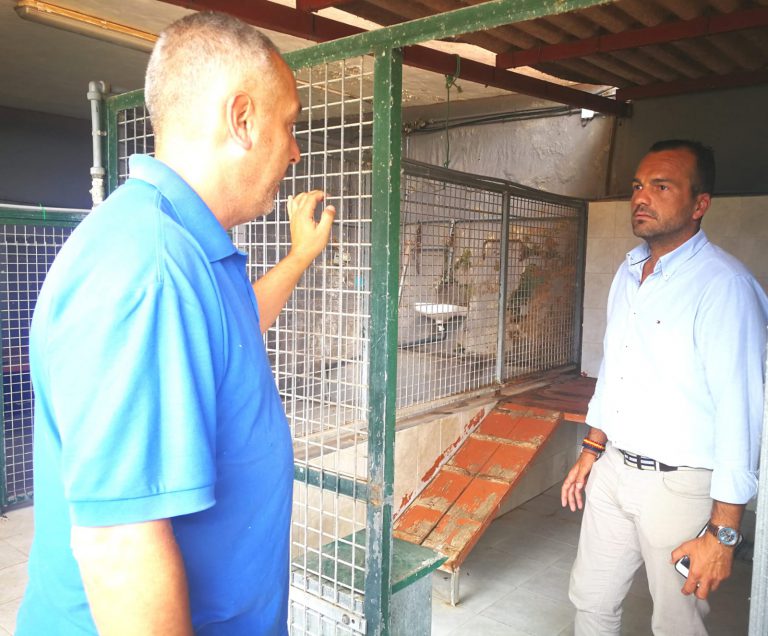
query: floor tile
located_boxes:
[551,551,577,573]
[430,593,474,635]
[3,531,32,556]
[0,541,26,570]
[445,613,530,636]
[432,567,517,615]
[0,507,33,541]
[516,564,572,604]
[0,597,22,635]
[480,587,575,635]
[455,549,543,600]
[491,530,575,568]
[0,562,28,605]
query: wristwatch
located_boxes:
[706,522,743,547]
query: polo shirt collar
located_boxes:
[129,154,237,263]
[626,229,710,281]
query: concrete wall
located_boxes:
[0,106,92,209]
[403,85,768,201]
[403,95,614,200]
[608,85,768,197]
[581,195,768,377]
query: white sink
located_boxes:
[413,303,468,324]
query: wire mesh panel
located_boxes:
[398,161,585,415]
[232,57,375,633]
[106,96,155,194]
[116,105,154,184]
[503,195,582,379]
[0,208,84,507]
[398,170,505,412]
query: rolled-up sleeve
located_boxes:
[697,274,767,504]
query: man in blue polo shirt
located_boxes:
[16,12,334,635]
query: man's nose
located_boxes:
[632,187,649,206]
[289,137,300,165]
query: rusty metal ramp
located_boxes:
[392,402,563,604]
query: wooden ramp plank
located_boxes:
[393,403,561,572]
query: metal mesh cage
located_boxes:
[232,56,375,632]
[0,210,83,507]
[397,163,584,416]
[104,58,584,632]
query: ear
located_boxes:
[225,92,255,151]
[692,192,711,221]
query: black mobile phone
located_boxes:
[674,524,708,578]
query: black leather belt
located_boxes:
[620,449,678,472]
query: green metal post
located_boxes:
[365,46,403,636]
[0,309,6,509]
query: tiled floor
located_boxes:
[431,482,755,636]
[0,486,754,635]
[0,504,32,635]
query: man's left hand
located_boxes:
[287,190,335,266]
[671,532,734,600]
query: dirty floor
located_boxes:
[430,482,755,636]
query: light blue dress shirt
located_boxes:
[587,230,768,504]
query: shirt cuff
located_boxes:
[70,485,216,527]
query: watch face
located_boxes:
[717,526,739,546]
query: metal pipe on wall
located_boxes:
[495,192,511,383]
[87,80,107,208]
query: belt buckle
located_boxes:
[621,450,674,472]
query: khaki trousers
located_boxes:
[569,445,713,635]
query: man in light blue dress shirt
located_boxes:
[562,140,768,635]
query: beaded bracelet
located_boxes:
[582,438,606,457]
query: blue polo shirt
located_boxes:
[17,155,293,635]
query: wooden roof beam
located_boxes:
[616,68,768,101]
[160,0,628,116]
[497,6,768,69]
[296,0,355,12]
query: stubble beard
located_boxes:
[631,205,659,239]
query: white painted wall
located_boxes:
[403,95,614,200]
[581,195,768,377]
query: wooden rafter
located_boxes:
[296,0,356,13]
[160,0,629,115]
[616,68,768,100]
[496,6,768,69]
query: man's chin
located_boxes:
[632,222,654,239]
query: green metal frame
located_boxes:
[104,90,149,195]
[0,207,86,508]
[365,47,403,636]
[0,208,84,228]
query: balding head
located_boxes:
[145,11,280,141]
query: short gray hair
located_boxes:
[145,12,279,138]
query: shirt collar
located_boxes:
[128,154,237,263]
[626,230,710,282]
